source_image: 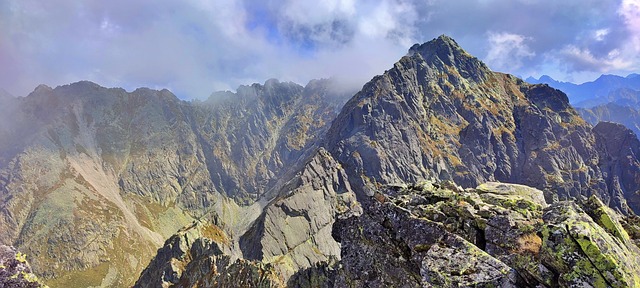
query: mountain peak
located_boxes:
[32,84,53,95]
[408,35,465,61]
[538,75,556,82]
[407,35,488,82]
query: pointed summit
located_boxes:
[408,35,460,55]
[407,35,489,82]
[31,84,53,95]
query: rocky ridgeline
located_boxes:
[134,220,283,287]
[135,148,361,287]
[134,180,640,287]
[0,79,351,286]
[326,35,640,215]
[579,103,640,137]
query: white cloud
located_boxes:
[484,32,535,72]
[560,45,632,72]
[0,0,638,98]
[619,0,640,51]
[593,28,610,41]
[281,0,356,26]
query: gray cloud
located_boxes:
[0,0,638,98]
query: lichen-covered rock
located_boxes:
[541,201,640,287]
[332,184,522,287]
[0,245,48,288]
[332,180,640,287]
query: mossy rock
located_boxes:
[476,182,547,208]
[541,202,640,288]
[582,195,630,243]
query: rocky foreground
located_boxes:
[134,181,640,287]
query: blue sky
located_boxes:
[1,0,639,99]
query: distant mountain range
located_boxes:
[578,103,640,137]
[528,74,640,138]
[526,74,640,107]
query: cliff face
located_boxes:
[238,148,360,280]
[593,122,640,214]
[0,79,350,286]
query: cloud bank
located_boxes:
[0,0,638,99]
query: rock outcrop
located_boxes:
[332,181,640,287]
[0,245,48,288]
[134,221,283,288]
[239,148,360,280]
[593,122,640,217]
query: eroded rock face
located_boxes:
[135,148,362,286]
[593,121,640,214]
[578,103,640,138]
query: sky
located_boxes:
[1,0,639,99]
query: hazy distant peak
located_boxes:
[32,84,53,95]
[627,73,640,79]
[538,75,557,82]
[263,78,282,88]
[0,88,13,99]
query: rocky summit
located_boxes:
[326,35,640,215]
[1,35,640,287]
